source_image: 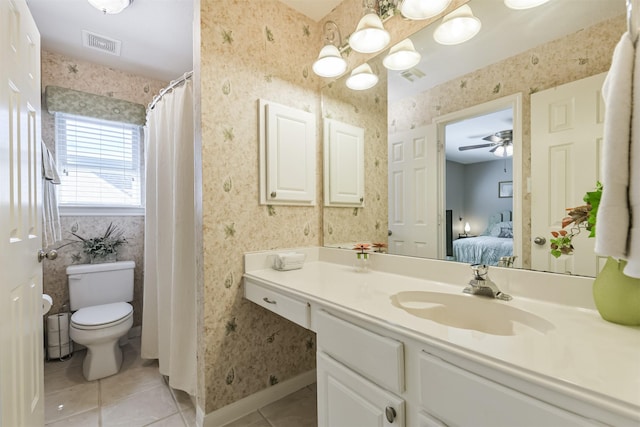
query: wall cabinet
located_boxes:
[258,99,316,205]
[323,119,365,207]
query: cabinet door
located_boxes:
[324,119,365,206]
[259,99,316,205]
[318,352,405,427]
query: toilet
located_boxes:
[67,261,135,381]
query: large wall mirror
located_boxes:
[321,0,625,277]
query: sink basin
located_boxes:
[390,291,554,336]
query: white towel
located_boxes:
[625,33,640,278]
[41,141,61,247]
[594,32,634,260]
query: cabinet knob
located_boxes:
[534,236,546,245]
[270,191,277,198]
[385,406,396,423]
[360,197,364,202]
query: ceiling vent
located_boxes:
[82,30,122,56]
[400,67,426,82]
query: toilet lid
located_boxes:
[71,302,133,327]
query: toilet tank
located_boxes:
[67,261,135,310]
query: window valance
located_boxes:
[44,86,146,126]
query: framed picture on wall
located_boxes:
[499,181,513,198]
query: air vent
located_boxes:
[400,67,426,82]
[82,30,122,56]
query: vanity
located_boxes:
[244,247,640,427]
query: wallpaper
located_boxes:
[322,62,389,248]
[40,49,167,326]
[389,15,625,268]
[199,0,321,413]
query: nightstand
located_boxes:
[458,234,477,239]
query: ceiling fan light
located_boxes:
[87,0,131,14]
[433,5,481,46]
[349,13,390,54]
[400,0,452,20]
[383,38,422,71]
[346,63,379,91]
[313,45,347,78]
[504,0,551,10]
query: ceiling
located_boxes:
[279,0,343,21]
[26,0,194,82]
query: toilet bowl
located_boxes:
[69,302,133,381]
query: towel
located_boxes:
[41,141,61,247]
[625,32,640,278]
[594,32,634,261]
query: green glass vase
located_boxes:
[592,257,640,326]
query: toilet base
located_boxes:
[82,339,123,381]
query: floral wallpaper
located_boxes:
[322,64,388,248]
[40,49,167,326]
[389,15,625,268]
[199,0,321,413]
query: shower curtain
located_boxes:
[141,76,196,396]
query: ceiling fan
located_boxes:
[458,129,513,157]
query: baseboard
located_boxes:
[202,369,316,427]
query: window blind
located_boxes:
[55,113,143,208]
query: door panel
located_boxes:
[388,125,439,258]
[531,73,606,276]
[0,0,44,425]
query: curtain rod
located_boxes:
[148,70,193,111]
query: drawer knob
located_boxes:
[263,297,277,305]
[270,191,277,198]
[385,406,396,423]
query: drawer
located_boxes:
[419,351,604,427]
[316,310,404,394]
[244,279,310,329]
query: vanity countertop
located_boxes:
[244,248,640,421]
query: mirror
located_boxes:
[321,0,625,276]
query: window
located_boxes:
[56,113,144,214]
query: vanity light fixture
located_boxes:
[313,21,348,78]
[346,63,379,91]
[383,38,422,71]
[349,0,390,54]
[504,0,551,10]
[399,0,452,20]
[433,5,481,45]
[87,0,132,14]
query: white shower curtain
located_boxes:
[141,76,196,396]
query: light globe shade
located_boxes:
[349,13,391,54]
[493,144,513,157]
[383,39,422,71]
[88,0,131,14]
[313,45,347,78]
[433,5,481,45]
[464,222,471,233]
[346,64,379,91]
[400,0,452,20]
[504,0,551,9]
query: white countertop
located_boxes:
[244,247,640,421]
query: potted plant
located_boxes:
[59,222,127,264]
[549,183,640,326]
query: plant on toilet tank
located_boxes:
[58,222,127,264]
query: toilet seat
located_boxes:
[71,302,133,330]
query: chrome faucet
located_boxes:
[463,264,512,301]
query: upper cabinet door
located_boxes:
[259,99,316,205]
[324,119,365,207]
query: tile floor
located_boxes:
[44,337,196,427]
[44,336,317,427]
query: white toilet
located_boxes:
[67,261,135,381]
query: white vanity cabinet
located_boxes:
[316,310,405,427]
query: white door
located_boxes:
[531,73,606,276]
[317,352,405,427]
[0,0,44,426]
[388,125,439,258]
